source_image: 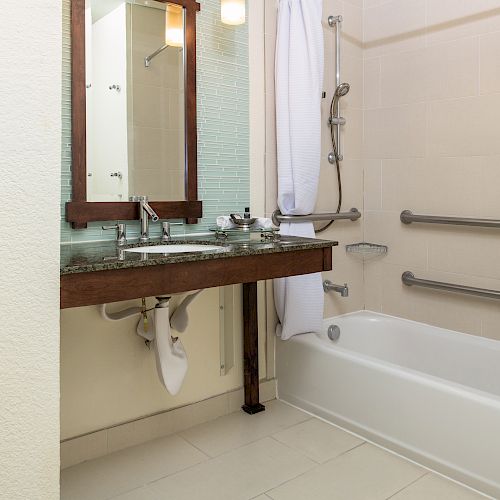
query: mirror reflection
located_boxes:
[85,0,186,202]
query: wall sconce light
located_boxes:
[221,0,245,25]
[165,3,184,47]
[145,3,184,68]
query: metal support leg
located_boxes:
[242,282,265,414]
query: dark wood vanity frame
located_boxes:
[68,0,202,229]
[61,245,334,414]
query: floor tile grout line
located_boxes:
[176,403,313,459]
[384,471,430,499]
[102,439,212,500]
[142,433,318,498]
[268,432,366,466]
[178,416,313,461]
[263,441,370,499]
[173,432,212,460]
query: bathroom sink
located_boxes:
[124,244,226,254]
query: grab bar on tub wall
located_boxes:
[401,210,500,229]
[402,272,500,300]
[272,208,361,226]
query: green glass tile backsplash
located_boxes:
[61,0,249,243]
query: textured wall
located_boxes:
[0,1,61,498]
[61,0,249,243]
[363,0,500,339]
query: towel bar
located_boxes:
[272,208,361,226]
[402,272,500,300]
[401,210,500,229]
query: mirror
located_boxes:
[67,0,201,228]
[85,0,185,202]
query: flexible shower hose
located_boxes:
[315,93,343,234]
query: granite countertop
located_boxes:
[61,234,338,275]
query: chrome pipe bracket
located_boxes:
[328,15,343,26]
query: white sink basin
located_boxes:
[124,244,225,254]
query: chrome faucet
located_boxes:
[130,195,159,243]
[102,223,127,246]
[323,280,349,297]
[161,221,171,242]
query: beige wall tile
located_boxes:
[344,0,363,9]
[364,0,426,58]
[363,159,382,210]
[364,103,426,158]
[379,38,478,106]
[381,157,483,217]
[427,94,500,157]
[470,155,500,218]
[341,1,363,43]
[428,228,500,281]
[480,31,500,94]
[425,0,500,45]
[343,107,363,159]
[380,158,423,212]
[363,57,381,108]
[342,54,363,109]
[364,211,428,269]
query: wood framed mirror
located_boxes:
[67,0,201,229]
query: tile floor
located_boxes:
[61,400,486,500]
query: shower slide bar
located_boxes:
[272,208,361,226]
[401,210,500,229]
[328,14,345,162]
[402,271,500,300]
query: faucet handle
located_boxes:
[161,222,171,242]
[102,223,127,246]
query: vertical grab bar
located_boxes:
[328,15,343,161]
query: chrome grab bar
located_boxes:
[401,210,500,229]
[272,208,361,226]
[402,272,500,300]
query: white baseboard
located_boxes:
[61,379,276,469]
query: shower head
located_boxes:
[335,82,350,97]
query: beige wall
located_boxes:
[263,0,365,321]
[61,285,267,440]
[363,1,500,339]
[61,290,264,439]
[0,2,61,497]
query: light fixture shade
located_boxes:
[165,3,184,48]
[221,0,245,25]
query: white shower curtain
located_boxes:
[274,0,325,340]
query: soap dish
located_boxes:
[346,242,388,256]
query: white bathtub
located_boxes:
[276,311,500,497]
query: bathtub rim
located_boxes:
[283,310,500,405]
[323,310,500,351]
